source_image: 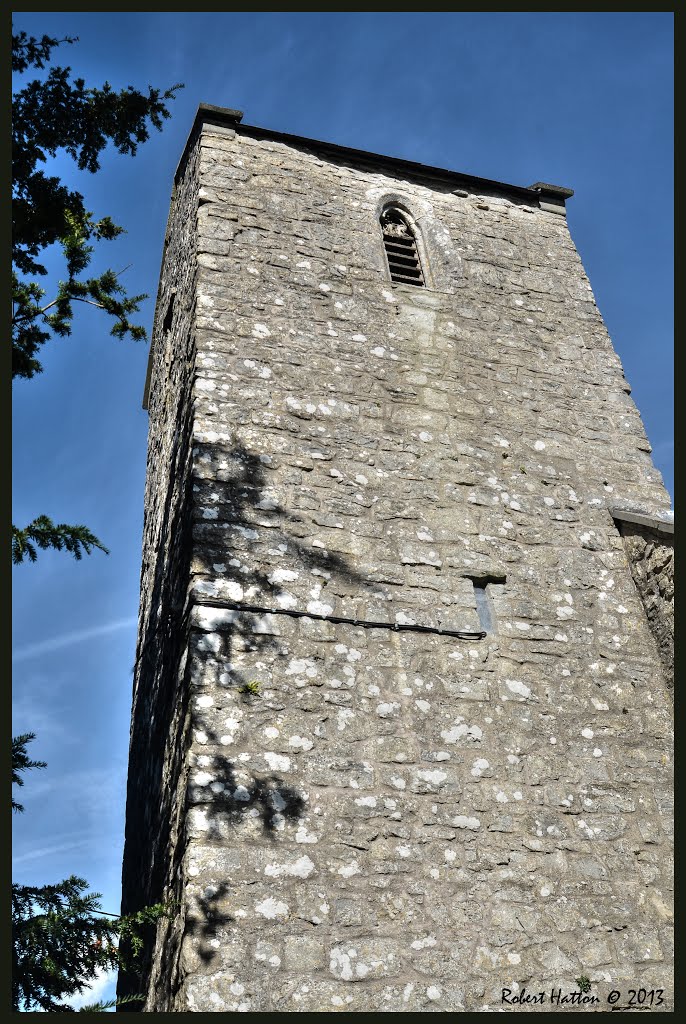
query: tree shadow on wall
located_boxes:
[192,439,372,605]
[188,435,377,688]
[184,881,234,966]
[122,434,378,990]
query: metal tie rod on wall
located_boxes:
[192,597,487,641]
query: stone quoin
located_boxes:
[117,104,673,1012]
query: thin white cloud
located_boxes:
[13,766,127,816]
[12,617,137,664]
[64,968,118,1011]
[12,837,92,867]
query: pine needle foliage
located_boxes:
[12,28,182,379]
[12,516,109,565]
[11,738,172,1011]
[11,26,182,1010]
[12,876,168,1012]
[79,993,145,1012]
[12,733,47,812]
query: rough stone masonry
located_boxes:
[118,104,674,1012]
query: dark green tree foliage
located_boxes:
[12,739,168,1011]
[12,30,182,379]
[12,875,167,1012]
[12,29,180,1010]
[12,877,122,1012]
[12,29,181,565]
[12,734,47,812]
[12,516,110,565]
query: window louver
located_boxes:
[381,210,424,287]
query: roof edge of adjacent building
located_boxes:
[175,102,574,206]
[610,506,674,537]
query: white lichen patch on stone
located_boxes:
[288,735,314,751]
[376,702,400,717]
[254,897,289,920]
[264,752,291,772]
[307,600,334,616]
[295,824,318,844]
[264,855,315,879]
[452,815,481,830]
[190,807,210,832]
[285,657,318,678]
[418,769,447,785]
[222,581,243,601]
[193,771,214,787]
[337,708,355,731]
[337,860,361,877]
[505,679,531,699]
[441,717,483,743]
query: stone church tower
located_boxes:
[119,104,673,1011]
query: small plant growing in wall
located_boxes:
[576,976,592,994]
[240,680,261,696]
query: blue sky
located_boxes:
[12,12,672,1008]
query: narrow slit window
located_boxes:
[473,583,495,634]
[381,209,425,287]
[469,576,505,634]
[162,291,175,333]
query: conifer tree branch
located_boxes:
[12,517,109,565]
[11,27,183,1012]
[12,734,47,812]
[12,28,182,377]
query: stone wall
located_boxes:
[121,113,673,1012]
[614,515,674,694]
[118,135,201,1002]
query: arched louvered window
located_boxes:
[381,209,425,287]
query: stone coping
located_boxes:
[610,507,674,536]
[177,102,574,208]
